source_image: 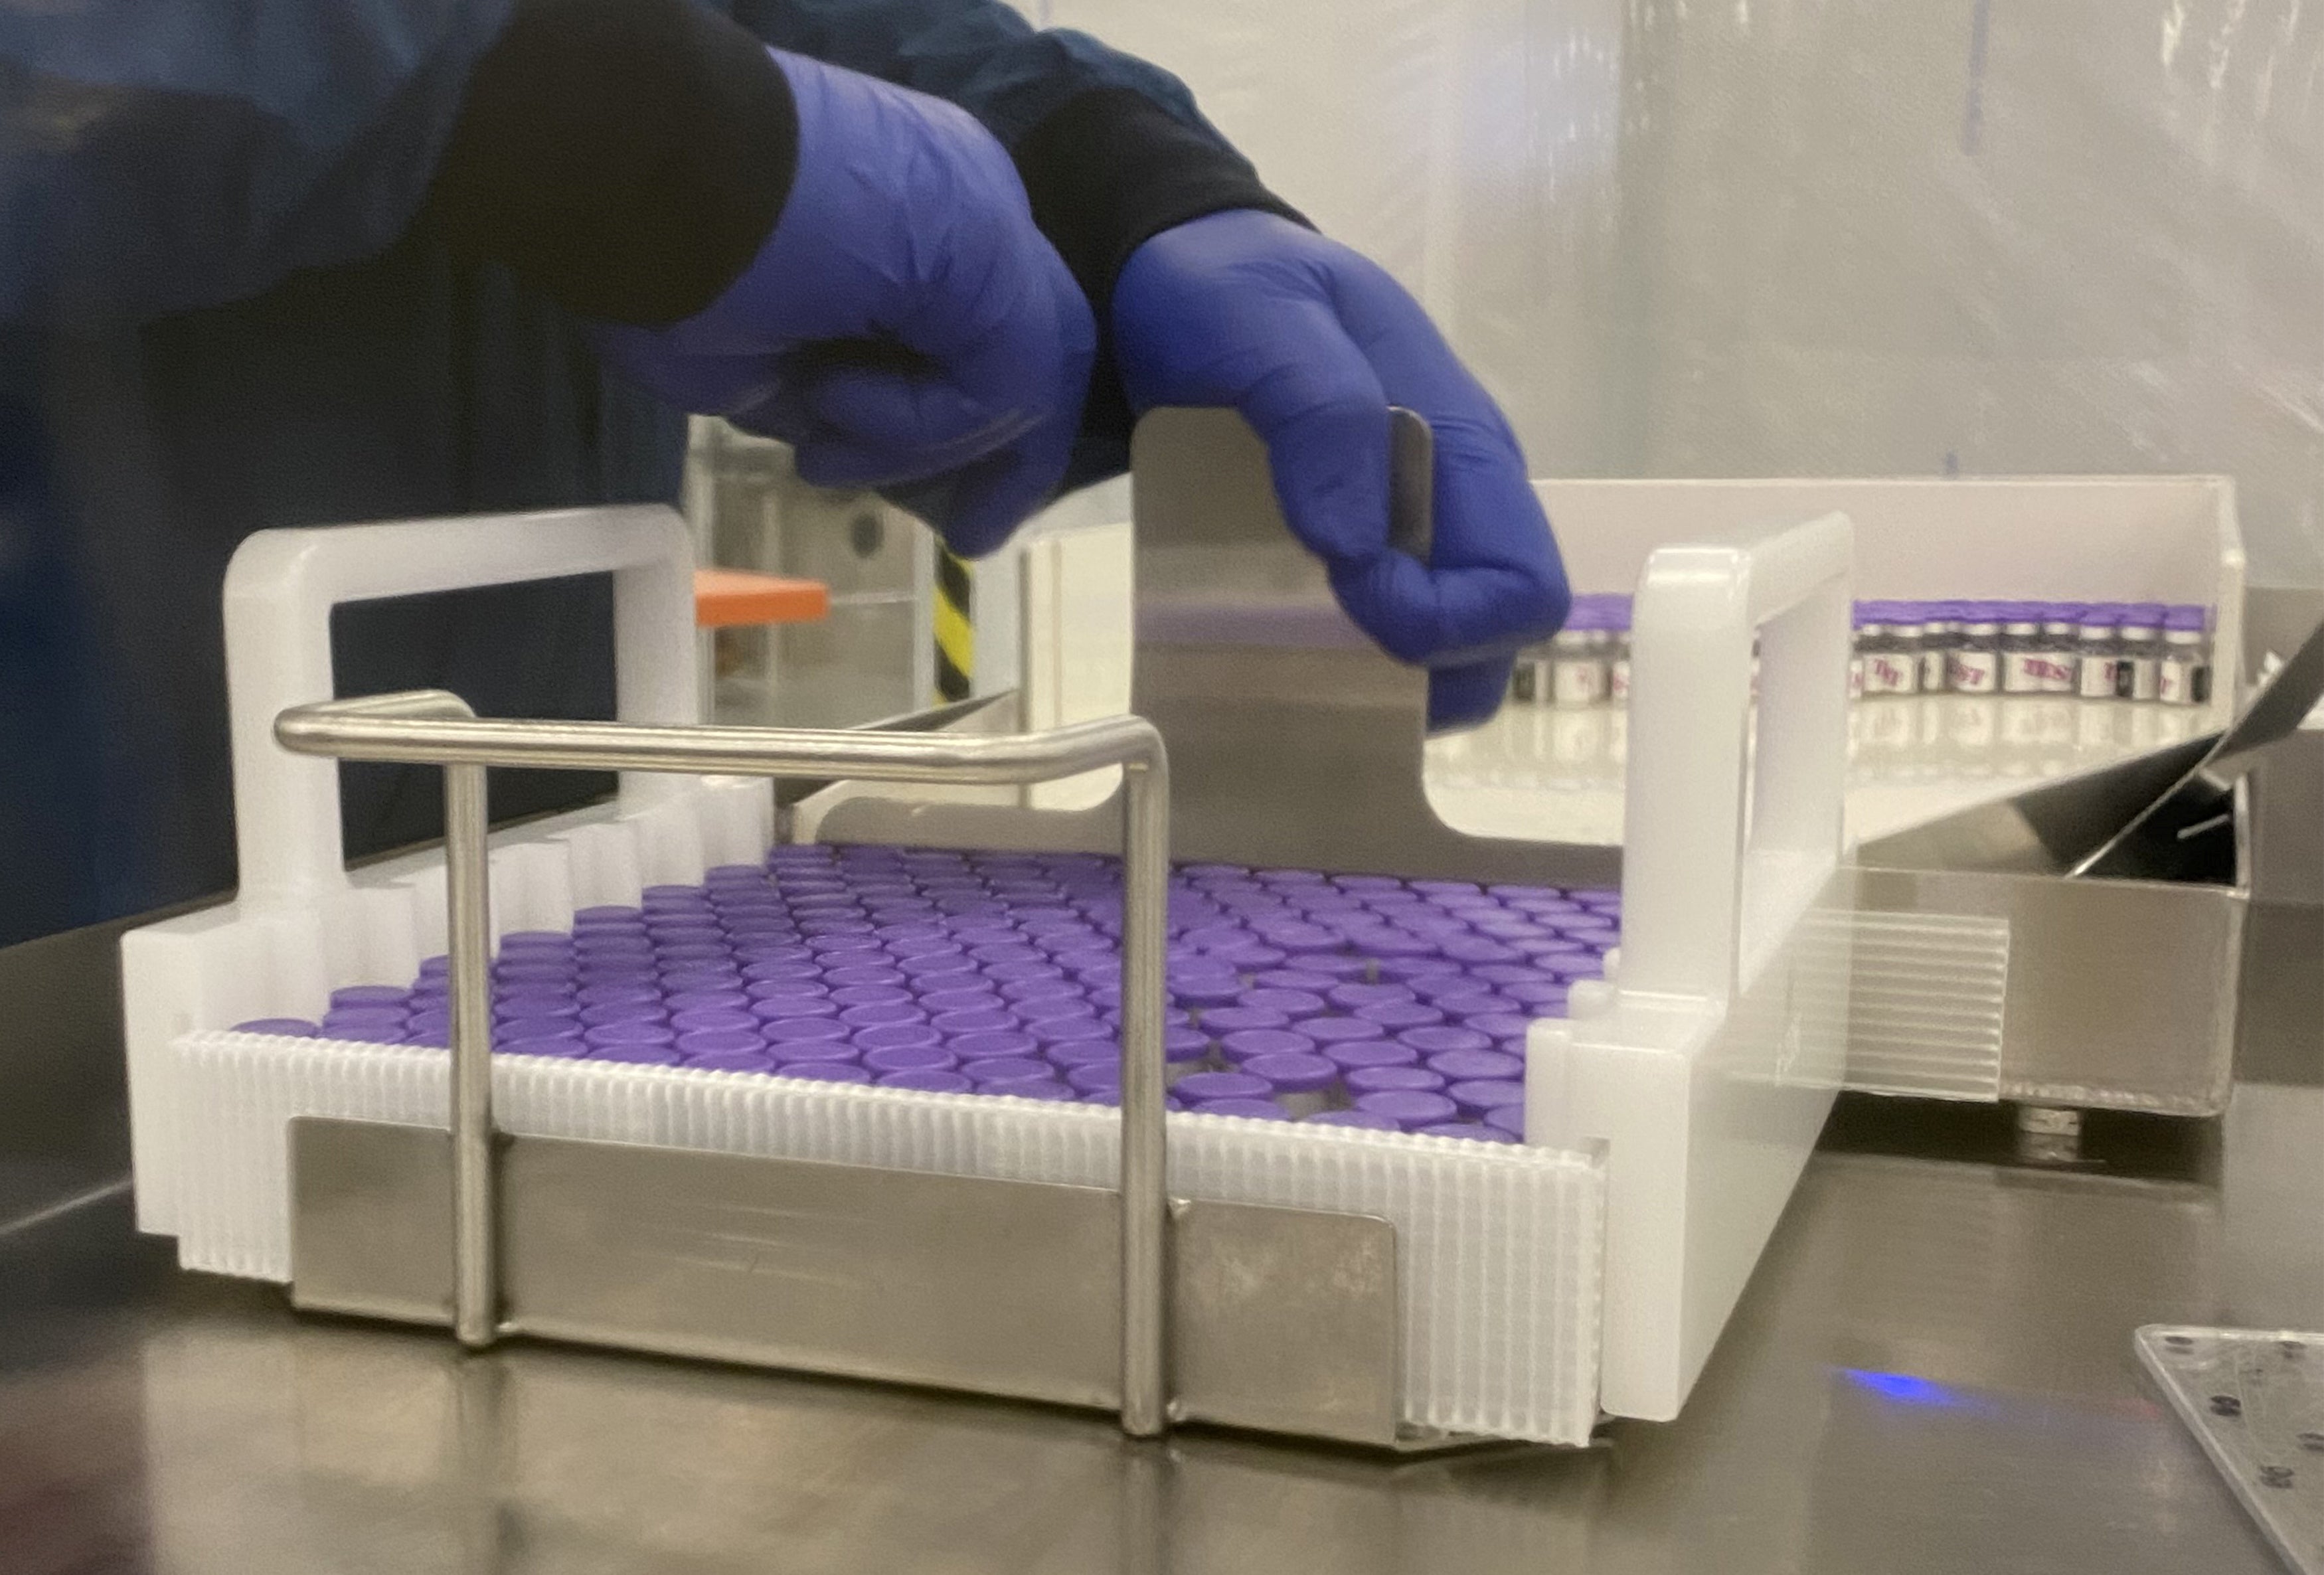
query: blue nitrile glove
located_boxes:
[594,50,1094,556]
[1112,209,1568,730]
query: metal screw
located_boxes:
[2260,1465,2296,1489]
[2164,1334,2195,1351]
[2210,1394,2243,1418]
[2297,1431,2324,1453]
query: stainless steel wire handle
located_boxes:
[276,693,1175,1436]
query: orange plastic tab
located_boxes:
[693,568,831,628]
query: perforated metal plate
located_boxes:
[2138,1324,2324,1572]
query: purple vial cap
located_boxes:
[1375,955,1460,982]
[663,986,746,1013]
[497,1014,583,1043]
[878,1068,974,1094]
[762,1015,851,1044]
[1397,1024,1493,1056]
[1465,1013,1535,1044]
[330,984,411,1011]
[584,1020,676,1049]
[1251,968,1335,993]
[2164,604,2210,630]
[1163,1025,1210,1064]
[672,1008,759,1035]
[1030,1015,1112,1046]
[1485,1104,1527,1139]
[1345,1065,1446,1095]
[325,1024,410,1045]
[677,1027,767,1058]
[839,1003,930,1031]
[590,1042,684,1066]
[1170,979,1246,1009]
[495,961,576,985]
[1417,1122,1519,1143]
[965,1056,1051,1086]
[950,1028,1039,1061]
[1065,1062,1122,1096]
[1328,982,1417,1012]
[1322,1040,1421,1072]
[932,1007,1020,1035]
[780,1061,874,1084]
[750,995,841,1022]
[1301,1016,1389,1046]
[1446,1078,1527,1118]
[1237,987,1328,1019]
[1304,1110,1401,1131]
[1355,1000,1447,1031]
[1199,1006,1291,1036]
[1174,1070,1272,1102]
[1218,1027,1315,1065]
[234,1017,319,1036]
[916,985,1003,1013]
[1044,1037,1121,1071]
[1501,981,1571,1011]
[1428,1048,1525,1082]
[829,985,915,1010]
[574,905,643,926]
[825,965,908,989]
[850,1022,945,1055]
[1240,1051,1337,1094]
[581,1001,666,1029]
[863,1044,959,1076]
[1355,1090,1460,1127]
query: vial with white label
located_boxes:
[2114,604,2163,701]
[1915,602,1954,694]
[1860,602,1920,696]
[2037,606,2082,693]
[1999,603,2048,694]
[2156,605,2212,706]
[1948,604,2001,695]
[2074,605,2122,699]
[1549,606,1608,706]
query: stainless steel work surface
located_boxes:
[7,904,2322,1574]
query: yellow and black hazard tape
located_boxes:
[933,546,973,702]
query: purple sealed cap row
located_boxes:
[1217,1027,1312,1066]
[1192,1098,1292,1120]
[1240,1052,1336,1094]
[234,1017,320,1037]
[1355,1090,1459,1129]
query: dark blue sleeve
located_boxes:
[0,2,516,326]
[732,0,1204,145]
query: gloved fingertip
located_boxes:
[1427,659,1513,733]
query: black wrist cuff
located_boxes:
[1012,87,1305,322]
[424,0,797,326]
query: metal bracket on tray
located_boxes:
[812,407,1620,888]
[272,695,1401,1444]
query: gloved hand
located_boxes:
[1112,209,1568,729]
[594,50,1094,556]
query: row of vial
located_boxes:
[1513,598,2216,708]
